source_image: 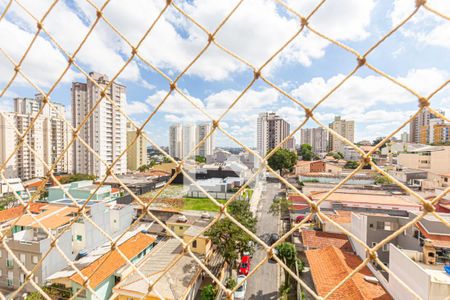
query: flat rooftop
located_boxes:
[310,191,420,208]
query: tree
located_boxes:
[269,197,291,216]
[374,174,393,185]
[327,151,343,160]
[299,144,314,161]
[195,155,206,163]
[268,149,297,176]
[276,242,303,297]
[200,284,216,300]
[206,200,257,272]
[138,164,150,172]
[59,174,96,184]
[344,160,359,169]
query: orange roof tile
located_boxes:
[70,233,155,289]
[301,230,353,252]
[111,188,120,194]
[0,203,47,223]
[306,246,392,300]
[15,205,78,229]
[327,210,352,224]
[416,222,450,248]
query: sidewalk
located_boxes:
[249,181,264,215]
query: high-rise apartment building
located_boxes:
[169,123,214,159]
[400,132,409,143]
[328,116,354,153]
[196,123,215,157]
[126,122,148,171]
[409,109,445,144]
[433,123,450,144]
[0,95,71,180]
[72,72,127,177]
[169,124,183,159]
[300,127,328,153]
[256,112,291,156]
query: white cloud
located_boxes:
[124,100,151,116]
[291,68,448,110]
[390,0,450,49]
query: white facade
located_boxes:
[256,112,290,156]
[387,245,450,300]
[169,122,215,159]
[0,95,71,180]
[328,116,354,153]
[300,127,328,153]
[72,72,127,177]
[196,123,214,157]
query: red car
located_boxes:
[238,255,251,275]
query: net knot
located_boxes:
[96,10,103,18]
[300,17,308,26]
[357,56,366,67]
[67,56,74,64]
[361,155,371,166]
[36,22,43,30]
[304,108,313,118]
[212,120,219,128]
[254,69,261,79]
[422,201,435,213]
[169,82,176,91]
[208,33,215,43]
[418,97,429,108]
[367,249,378,261]
[14,65,20,73]
[310,202,318,213]
[135,127,143,136]
[416,0,427,7]
[131,47,137,55]
[100,90,106,98]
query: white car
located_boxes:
[234,275,247,300]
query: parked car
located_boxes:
[234,275,247,299]
[295,215,305,223]
[238,255,251,275]
[268,233,279,246]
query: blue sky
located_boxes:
[0,0,449,149]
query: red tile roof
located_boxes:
[301,230,353,252]
[70,233,156,289]
[306,246,392,300]
[416,222,450,248]
[0,203,47,223]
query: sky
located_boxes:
[0,0,449,149]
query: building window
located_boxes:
[6,259,13,268]
[371,242,377,247]
[76,235,82,241]
[179,226,184,230]
[0,269,2,277]
[0,249,2,258]
[382,244,389,252]
[192,240,197,248]
[32,256,39,264]
[20,254,26,263]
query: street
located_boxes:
[245,182,280,300]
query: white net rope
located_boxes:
[0,0,448,299]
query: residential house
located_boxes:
[113,239,203,300]
[397,146,450,174]
[295,160,343,175]
[47,180,116,203]
[305,246,391,299]
[48,231,156,300]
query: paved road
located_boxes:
[245,182,280,300]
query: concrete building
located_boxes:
[328,116,354,153]
[113,239,204,300]
[256,112,290,156]
[126,122,148,171]
[433,123,450,144]
[0,178,26,197]
[72,72,127,177]
[387,244,450,300]
[0,95,72,180]
[400,132,409,142]
[169,123,183,159]
[300,127,328,153]
[48,230,156,300]
[397,146,450,174]
[196,123,214,157]
[169,123,215,160]
[409,109,445,144]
